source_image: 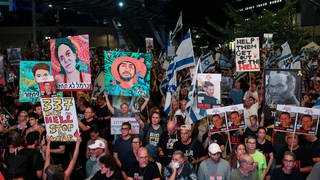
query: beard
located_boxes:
[120,75,134,82]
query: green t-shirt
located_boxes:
[250,150,267,180]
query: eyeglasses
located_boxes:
[121,127,129,130]
[245,161,255,166]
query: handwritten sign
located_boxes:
[41,97,79,141]
[111,117,140,135]
[235,37,260,72]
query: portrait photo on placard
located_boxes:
[226,110,245,130]
[208,113,227,133]
[104,51,151,97]
[7,48,21,66]
[197,73,221,109]
[295,113,319,135]
[274,111,296,132]
[50,34,91,90]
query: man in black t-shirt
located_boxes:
[173,125,207,167]
[127,147,161,180]
[25,131,44,180]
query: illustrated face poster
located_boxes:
[197,73,221,109]
[0,55,5,84]
[19,61,52,102]
[264,69,302,121]
[295,107,320,135]
[206,107,227,133]
[225,104,245,131]
[41,97,79,141]
[7,48,21,66]
[275,105,298,132]
[104,51,151,97]
[37,76,57,98]
[111,117,140,135]
[50,34,91,91]
[235,37,260,72]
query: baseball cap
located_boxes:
[88,139,105,149]
[208,143,221,154]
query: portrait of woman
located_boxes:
[51,35,91,90]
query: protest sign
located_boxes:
[7,48,21,66]
[6,71,17,83]
[264,69,302,121]
[37,76,58,98]
[50,34,91,91]
[110,117,140,135]
[197,73,221,109]
[235,37,260,72]
[294,107,320,135]
[19,61,52,102]
[145,37,154,51]
[104,51,151,97]
[275,105,298,132]
[225,104,245,131]
[206,107,227,133]
[41,97,79,141]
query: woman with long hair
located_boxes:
[229,143,246,170]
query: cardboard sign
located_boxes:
[197,74,221,109]
[104,51,151,97]
[110,117,140,135]
[206,107,227,133]
[41,97,79,141]
[235,37,260,72]
[50,34,91,91]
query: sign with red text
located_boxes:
[235,37,260,72]
[206,107,227,133]
[40,97,79,141]
[111,117,140,135]
[295,107,320,135]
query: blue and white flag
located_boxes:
[171,12,183,40]
[200,51,215,72]
[164,67,177,115]
[266,48,281,67]
[187,96,206,124]
[290,55,302,69]
[279,42,293,61]
[92,70,105,98]
[173,29,195,71]
[186,60,200,111]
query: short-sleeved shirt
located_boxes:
[90,169,124,180]
[164,162,197,180]
[230,168,259,180]
[250,150,267,180]
[114,137,134,173]
[128,161,161,180]
[256,139,273,163]
[173,139,207,164]
[271,168,303,180]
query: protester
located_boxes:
[230,153,259,180]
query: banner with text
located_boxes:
[197,73,221,109]
[111,117,140,135]
[235,37,260,72]
[41,97,79,141]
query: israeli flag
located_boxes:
[186,60,200,111]
[200,51,215,72]
[171,12,183,40]
[164,67,177,115]
[174,29,195,71]
[279,42,293,61]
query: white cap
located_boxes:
[208,143,221,154]
[88,140,105,149]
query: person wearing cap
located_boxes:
[197,143,231,180]
[230,153,258,180]
[173,124,207,167]
[86,139,106,178]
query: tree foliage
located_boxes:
[206,0,312,52]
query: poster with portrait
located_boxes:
[110,117,140,135]
[197,73,221,109]
[6,71,17,83]
[50,34,91,91]
[275,105,298,132]
[225,104,245,130]
[19,61,52,102]
[7,48,21,66]
[235,37,260,72]
[112,95,134,110]
[145,37,154,51]
[264,69,302,122]
[0,55,5,84]
[37,76,58,98]
[104,51,151,97]
[207,107,227,133]
[40,97,79,141]
[295,107,320,135]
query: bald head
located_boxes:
[167,120,177,135]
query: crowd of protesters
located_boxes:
[0,42,319,180]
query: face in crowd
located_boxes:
[212,115,224,129]
[301,115,313,130]
[279,113,291,128]
[230,112,241,126]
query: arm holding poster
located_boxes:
[104,92,115,115]
[43,136,82,180]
